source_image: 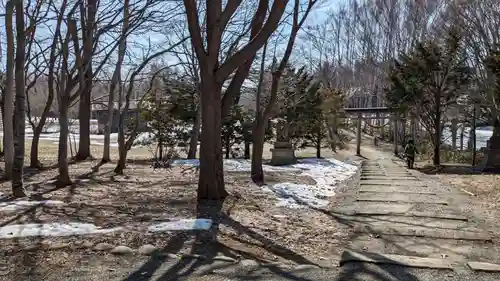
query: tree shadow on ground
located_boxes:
[338,259,422,281]
[122,199,320,281]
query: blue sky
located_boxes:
[0,0,350,77]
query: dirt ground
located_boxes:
[0,139,358,278]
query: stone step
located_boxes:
[340,250,456,269]
[353,225,492,241]
[348,235,499,263]
[360,176,417,181]
[360,180,427,186]
[468,262,500,272]
[333,203,468,221]
[358,187,440,195]
[356,193,449,205]
[352,215,471,230]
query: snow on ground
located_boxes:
[264,158,358,209]
[442,126,492,149]
[0,200,65,213]
[172,159,302,172]
[148,219,212,232]
[0,223,122,238]
[0,216,213,238]
[172,158,359,209]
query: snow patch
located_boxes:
[0,223,122,238]
[172,157,359,209]
[263,158,358,209]
[0,200,65,212]
[171,159,302,172]
[148,219,213,232]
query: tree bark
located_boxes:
[251,119,266,184]
[244,140,250,159]
[57,100,72,185]
[451,118,458,150]
[102,0,129,163]
[197,79,227,201]
[460,125,464,150]
[433,95,441,166]
[316,129,321,158]
[187,105,201,159]
[12,0,27,197]
[4,0,15,180]
[76,0,97,160]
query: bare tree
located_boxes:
[114,38,188,174]
[183,0,289,203]
[101,0,130,163]
[76,0,97,160]
[251,0,317,184]
[12,0,28,197]
[3,0,15,181]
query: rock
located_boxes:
[138,244,157,255]
[94,243,114,251]
[48,242,70,250]
[294,264,320,270]
[110,245,134,255]
[213,255,237,262]
[82,241,95,249]
[240,259,259,267]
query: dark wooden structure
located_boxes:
[343,107,399,156]
[91,101,148,134]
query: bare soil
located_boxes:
[0,140,357,278]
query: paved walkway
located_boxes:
[330,153,500,280]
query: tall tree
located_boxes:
[183,0,289,203]
[101,0,130,163]
[3,0,15,181]
[387,30,471,165]
[76,0,97,160]
[12,0,28,197]
[251,0,317,184]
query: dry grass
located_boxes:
[0,139,356,278]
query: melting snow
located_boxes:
[148,219,213,232]
[263,158,358,209]
[0,200,65,212]
[172,158,359,209]
[0,223,122,238]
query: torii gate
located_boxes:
[343,107,400,156]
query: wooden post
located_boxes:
[356,113,362,155]
[393,114,398,156]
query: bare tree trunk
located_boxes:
[460,125,464,150]
[12,0,27,197]
[102,0,129,163]
[250,0,315,184]
[76,0,97,160]
[187,105,201,159]
[316,129,321,158]
[4,0,15,180]
[433,95,441,166]
[57,100,72,185]
[451,118,458,150]
[198,78,227,200]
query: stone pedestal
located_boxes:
[271,141,296,166]
[483,137,500,172]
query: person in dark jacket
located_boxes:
[404,139,418,169]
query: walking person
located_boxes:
[404,139,418,169]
